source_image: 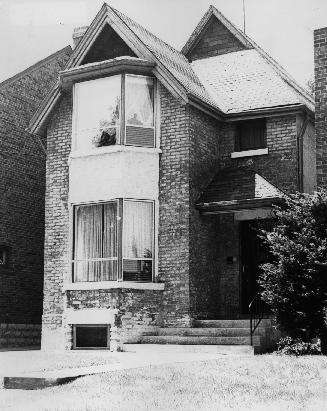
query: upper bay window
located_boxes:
[73,74,155,151]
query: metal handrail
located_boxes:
[249,292,265,345]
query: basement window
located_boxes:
[235,119,267,152]
[73,325,110,349]
[73,74,155,151]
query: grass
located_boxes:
[2,354,327,410]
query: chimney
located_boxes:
[72,26,89,47]
[314,27,327,188]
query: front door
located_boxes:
[240,221,271,314]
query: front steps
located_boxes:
[125,319,274,355]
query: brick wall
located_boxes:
[314,27,327,187]
[42,93,72,349]
[158,86,192,327]
[219,115,299,193]
[0,47,71,333]
[186,15,248,61]
[189,106,221,319]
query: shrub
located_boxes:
[277,336,321,356]
[258,190,327,353]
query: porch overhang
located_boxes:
[196,196,284,215]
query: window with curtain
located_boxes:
[73,202,118,282]
[73,199,154,283]
[235,119,267,152]
[73,74,155,150]
[123,200,153,282]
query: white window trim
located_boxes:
[64,281,164,291]
[231,148,269,158]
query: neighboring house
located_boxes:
[0,47,72,347]
[315,27,327,186]
[28,4,315,352]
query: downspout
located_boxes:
[297,113,309,192]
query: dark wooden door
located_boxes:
[240,221,270,314]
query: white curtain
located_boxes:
[126,76,154,127]
[74,203,117,282]
[123,201,153,259]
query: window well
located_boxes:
[73,325,109,349]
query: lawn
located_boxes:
[2,355,327,411]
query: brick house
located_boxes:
[0,47,72,347]
[28,4,315,352]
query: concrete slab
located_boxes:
[1,346,254,390]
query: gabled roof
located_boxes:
[28,3,314,136]
[196,167,285,212]
[182,5,253,56]
[191,49,314,114]
[182,5,314,112]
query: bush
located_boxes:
[258,190,327,353]
[277,336,321,356]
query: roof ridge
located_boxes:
[109,5,190,63]
[0,45,72,89]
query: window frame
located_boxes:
[71,198,155,283]
[73,324,110,350]
[234,118,267,153]
[72,73,156,152]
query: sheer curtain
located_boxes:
[74,203,117,282]
[126,76,154,127]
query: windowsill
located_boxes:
[69,145,162,160]
[64,281,165,291]
[231,148,269,158]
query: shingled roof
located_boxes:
[196,167,285,212]
[191,49,314,114]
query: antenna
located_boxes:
[243,0,246,34]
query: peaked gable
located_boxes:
[186,15,248,61]
[81,24,137,65]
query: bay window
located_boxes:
[73,74,155,151]
[73,200,154,283]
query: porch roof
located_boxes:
[196,167,285,213]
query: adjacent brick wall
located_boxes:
[314,27,327,187]
[186,15,248,61]
[0,47,71,337]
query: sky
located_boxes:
[1,0,327,88]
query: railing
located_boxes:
[249,292,265,345]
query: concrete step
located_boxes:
[139,335,260,345]
[155,327,265,337]
[193,319,272,328]
[124,344,254,355]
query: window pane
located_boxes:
[236,119,266,151]
[74,203,117,282]
[123,260,152,282]
[123,201,153,259]
[75,326,108,348]
[126,76,154,127]
[75,75,121,150]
